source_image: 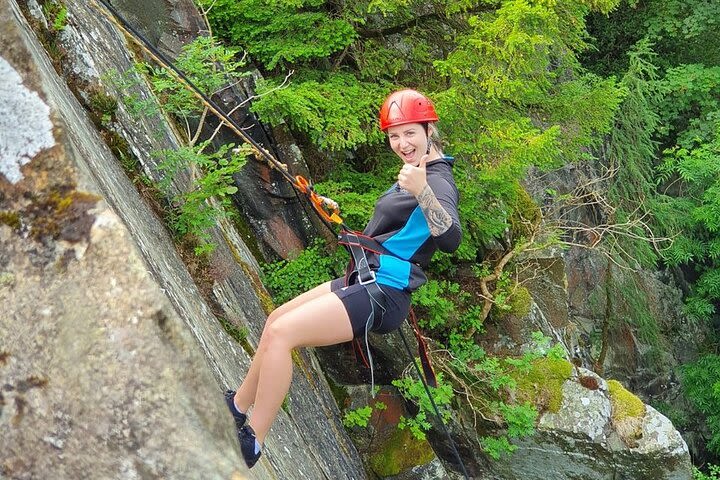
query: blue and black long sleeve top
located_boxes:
[361,156,461,292]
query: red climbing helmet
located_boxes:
[379,89,439,131]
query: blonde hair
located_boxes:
[427,122,444,155]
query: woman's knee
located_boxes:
[263,317,295,350]
[265,308,282,326]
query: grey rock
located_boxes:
[479,369,692,480]
[1,1,365,479]
[539,377,611,442]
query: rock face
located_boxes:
[519,161,708,460]
[0,3,243,478]
[1,1,365,479]
[485,369,692,480]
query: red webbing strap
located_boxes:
[353,338,371,369]
[343,255,371,369]
[409,307,437,388]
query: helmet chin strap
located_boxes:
[424,123,432,156]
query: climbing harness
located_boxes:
[90,2,469,477]
[338,231,438,389]
[340,231,388,392]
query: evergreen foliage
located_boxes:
[583,0,720,462]
[682,355,720,455]
[604,39,662,267]
[252,72,389,150]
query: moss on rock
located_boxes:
[607,379,645,421]
[513,357,573,413]
[499,284,532,319]
[509,185,541,240]
[368,426,435,477]
[608,379,646,446]
[0,211,21,230]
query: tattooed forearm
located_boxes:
[417,184,453,236]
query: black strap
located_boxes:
[338,230,389,256]
[341,232,389,313]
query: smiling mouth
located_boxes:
[401,149,416,161]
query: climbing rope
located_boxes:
[90,2,470,477]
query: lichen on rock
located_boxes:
[0,56,55,184]
[539,370,611,442]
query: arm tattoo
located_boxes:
[417,184,453,237]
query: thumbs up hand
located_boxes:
[397,154,429,197]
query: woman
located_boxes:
[225,89,462,468]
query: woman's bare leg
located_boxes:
[248,292,353,443]
[233,280,333,411]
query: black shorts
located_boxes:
[330,277,411,339]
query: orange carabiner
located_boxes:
[294,175,311,194]
[293,175,343,225]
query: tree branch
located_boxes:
[356,12,442,38]
[356,5,493,38]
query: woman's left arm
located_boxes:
[417,178,462,253]
[397,156,461,252]
[417,184,453,237]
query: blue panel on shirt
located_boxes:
[381,206,429,260]
[376,254,411,290]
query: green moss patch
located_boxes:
[0,211,21,230]
[368,426,435,477]
[505,285,532,318]
[509,185,542,240]
[607,379,646,422]
[512,357,573,413]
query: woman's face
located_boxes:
[386,123,428,166]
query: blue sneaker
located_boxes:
[224,390,247,429]
[239,425,262,468]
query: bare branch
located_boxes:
[203,70,294,147]
[190,106,210,147]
